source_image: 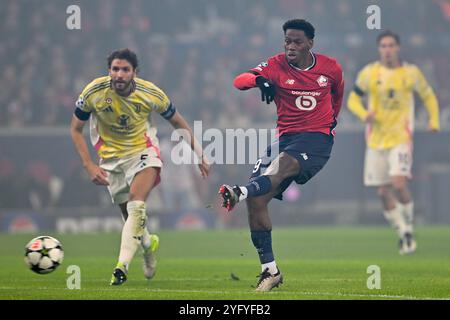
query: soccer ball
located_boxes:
[24,236,64,274]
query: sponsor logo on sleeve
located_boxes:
[75,96,85,108]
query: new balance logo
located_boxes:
[285,79,295,85]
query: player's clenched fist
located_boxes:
[255,76,276,104]
[85,162,109,186]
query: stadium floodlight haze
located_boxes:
[0,0,449,305]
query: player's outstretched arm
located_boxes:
[70,115,109,186]
[233,72,275,104]
[166,111,210,178]
[233,72,258,90]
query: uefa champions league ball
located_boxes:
[24,236,64,274]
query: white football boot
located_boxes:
[255,268,283,292]
[143,234,160,279]
[399,232,417,255]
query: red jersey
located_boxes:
[249,52,344,136]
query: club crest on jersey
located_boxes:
[117,114,130,127]
[316,75,328,87]
[134,103,142,113]
[105,97,113,104]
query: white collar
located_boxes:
[289,51,316,71]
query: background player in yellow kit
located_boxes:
[348,31,440,254]
[70,48,210,285]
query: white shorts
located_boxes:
[364,143,413,186]
[99,147,162,204]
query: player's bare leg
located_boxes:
[377,185,397,211]
[391,176,412,203]
[391,176,416,254]
[111,167,159,285]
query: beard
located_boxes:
[112,79,132,93]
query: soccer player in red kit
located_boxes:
[219,19,344,291]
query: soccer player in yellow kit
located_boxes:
[70,49,210,285]
[348,31,440,254]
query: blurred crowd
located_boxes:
[1,0,450,210]
[1,0,449,128]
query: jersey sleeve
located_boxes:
[74,82,96,121]
[412,66,440,130]
[249,57,276,81]
[331,62,345,118]
[150,85,176,120]
[353,64,372,96]
[348,64,372,122]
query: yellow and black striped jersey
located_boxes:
[348,61,439,149]
[75,76,175,159]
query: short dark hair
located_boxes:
[377,30,401,45]
[107,48,139,70]
[282,19,315,39]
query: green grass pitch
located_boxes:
[1,227,450,300]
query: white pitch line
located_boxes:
[10,278,228,283]
[0,286,449,300]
